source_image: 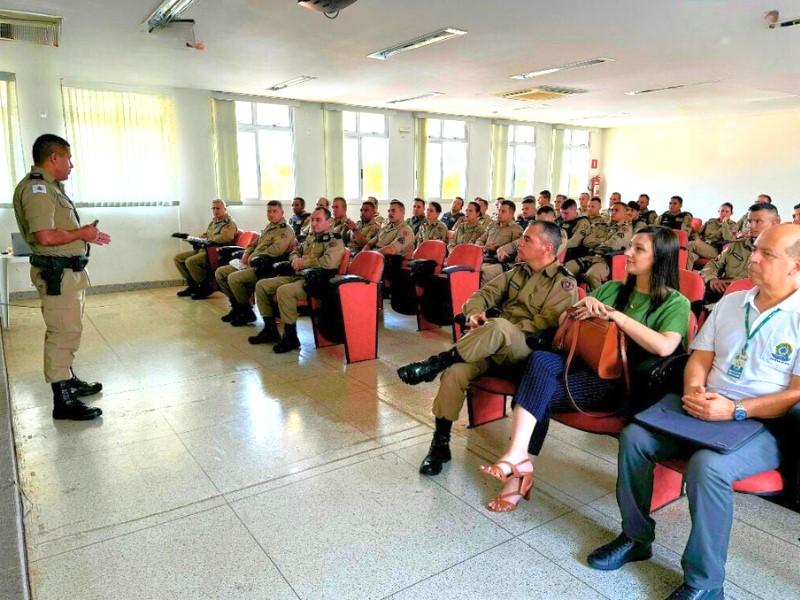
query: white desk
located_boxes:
[0,254,30,329]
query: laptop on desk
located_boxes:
[10,233,32,257]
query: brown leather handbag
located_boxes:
[552,306,630,414]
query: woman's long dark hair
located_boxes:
[612,226,680,323]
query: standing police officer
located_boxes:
[12,134,111,420]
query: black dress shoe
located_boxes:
[587,533,652,570]
[248,322,280,344]
[230,306,257,326]
[221,307,238,322]
[419,436,451,475]
[191,285,213,300]
[52,381,102,421]
[397,349,462,385]
[273,324,301,353]
[69,376,103,397]
[176,286,195,297]
[665,584,724,600]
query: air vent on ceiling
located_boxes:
[0,10,61,47]
[499,85,588,101]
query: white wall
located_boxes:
[1,43,555,292]
[602,112,800,220]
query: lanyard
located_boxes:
[742,303,781,354]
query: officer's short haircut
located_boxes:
[293,196,306,208]
[794,203,800,210]
[611,191,622,199]
[333,196,346,206]
[561,199,577,211]
[639,193,650,201]
[361,201,375,209]
[539,190,551,200]
[468,201,481,214]
[478,198,489,210]
[429,201,442,214]
[537,205,555,217]
[500,199,516,213]
[627,201,640,211]
[413,197,424,206]
[212,199,226,207]
[390,199,405,210]
[531,221,561,255]
[314,206,332,219]
[556,194,567,202]
[521,197,536,206]
[759,194,772,203]
[590,196,602,205]
[749,203,779,219]
[721,202,733,211]
[267,200,282,208]
[33,134,70,165]
[612,202,627,210]
[670,195,683,205]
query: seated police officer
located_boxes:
[173,199,237,299]
[657,195,693,235]
[447,201,485,252]
[478,200,524,284]
[344,201,381,254]
[12,134,111,420]
[415,201,448,245]
[215,200,295,326]
[515,197,537,229]
[289,196,311,238]
[558,198,591,261]
[397,221,577,475]
[589,223,800,600]
[700,203,780,304]
[441,197,465,230]
[637,193,658,226]
[406,198,426,236]
[364,200,415,259]
[251,206,345,352]
[626,201,648,233]
[734,194,771,238]
[687,202,736,269]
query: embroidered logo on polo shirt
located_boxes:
[771,343,793,364]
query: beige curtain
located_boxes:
[414,117,427,198]
[0,76,24,202]
[323,109,344,197]
[62,86,177,204]
[211,98,241,204]
[490,123,509,200]
[550,128,566,197]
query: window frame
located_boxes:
[558,127,592,198]
[505,124,537,199]
[235,100,297,203]
[343,110,389,201]
[426,117,468,201]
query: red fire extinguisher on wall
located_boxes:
[590,175,601,196]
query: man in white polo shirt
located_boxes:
[587,224,800,600]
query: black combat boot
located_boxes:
[68,369,103,397]
[273,323,301,353]
[191,283,213,300]
[419,418,452,475]
[176,283,196,297]
[248,318,281,344]
[221,303,239,322]
[52,380,102,421]
[230,305,257,326]
[397,348,463,385]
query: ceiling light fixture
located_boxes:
[510,57,615,80]
[368,27,467,60]
[568,113,629,121]
[625,80,718,95]
[143,0,196,32]
[267,76,317,91]
[387,92,444,104]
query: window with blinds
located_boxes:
[0,74,24,202]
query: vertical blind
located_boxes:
[62,86,177,204]
[0,75,24,203]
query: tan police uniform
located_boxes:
[346,217,381,253]
[254,231,346,325]
[478,214,494,229]
[687,218,736,268]
[447,221,485,252]
[174,215,237,285]
[699,238,754,284]
[12,167,89,383]
[415,220,448,245]
[215,219,295,306]
[330,217,350,238]
[478,221,525,283]
[432,261,578,421]
[406,215,426,236]
[364,221,415,258]
[561,216,592,259]
[658,211,694,235]
[565,221,633,291]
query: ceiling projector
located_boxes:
[297,0,358,18]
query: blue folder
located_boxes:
[634,394,764,454]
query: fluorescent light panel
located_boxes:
[368,27,467,60]
[144,0,196,31]
[387,92,444,104]
[511,57,615,80]
[569,113,629,121]
[267,75,317,91]
[625,80,718,96]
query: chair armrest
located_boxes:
[442,265,475,275]
[217,246,245,263]
[408,258,438,283]
[330,274,370,287]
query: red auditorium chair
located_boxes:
[724,277,755,295]
[691,217,702,232]
[296,249,350,313]
[404,240,448,331]
[675,229,689,270]
[611,254,627,281]
[309,250,384,363]
[679,268,705,317]
[441,244,483,341]
[207,230,260,289]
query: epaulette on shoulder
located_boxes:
[29,172,44,180]
[278,223,286,228]
[557,265,573,278]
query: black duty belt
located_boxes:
[29,255,89,296]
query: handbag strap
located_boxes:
[561,314,631,417]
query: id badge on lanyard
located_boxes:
[727,304,780,380]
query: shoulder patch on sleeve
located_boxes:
[31,184,47,194]
[561,278,575,291]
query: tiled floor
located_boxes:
[4,287,800,599]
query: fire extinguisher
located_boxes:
[590,175,601,196]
